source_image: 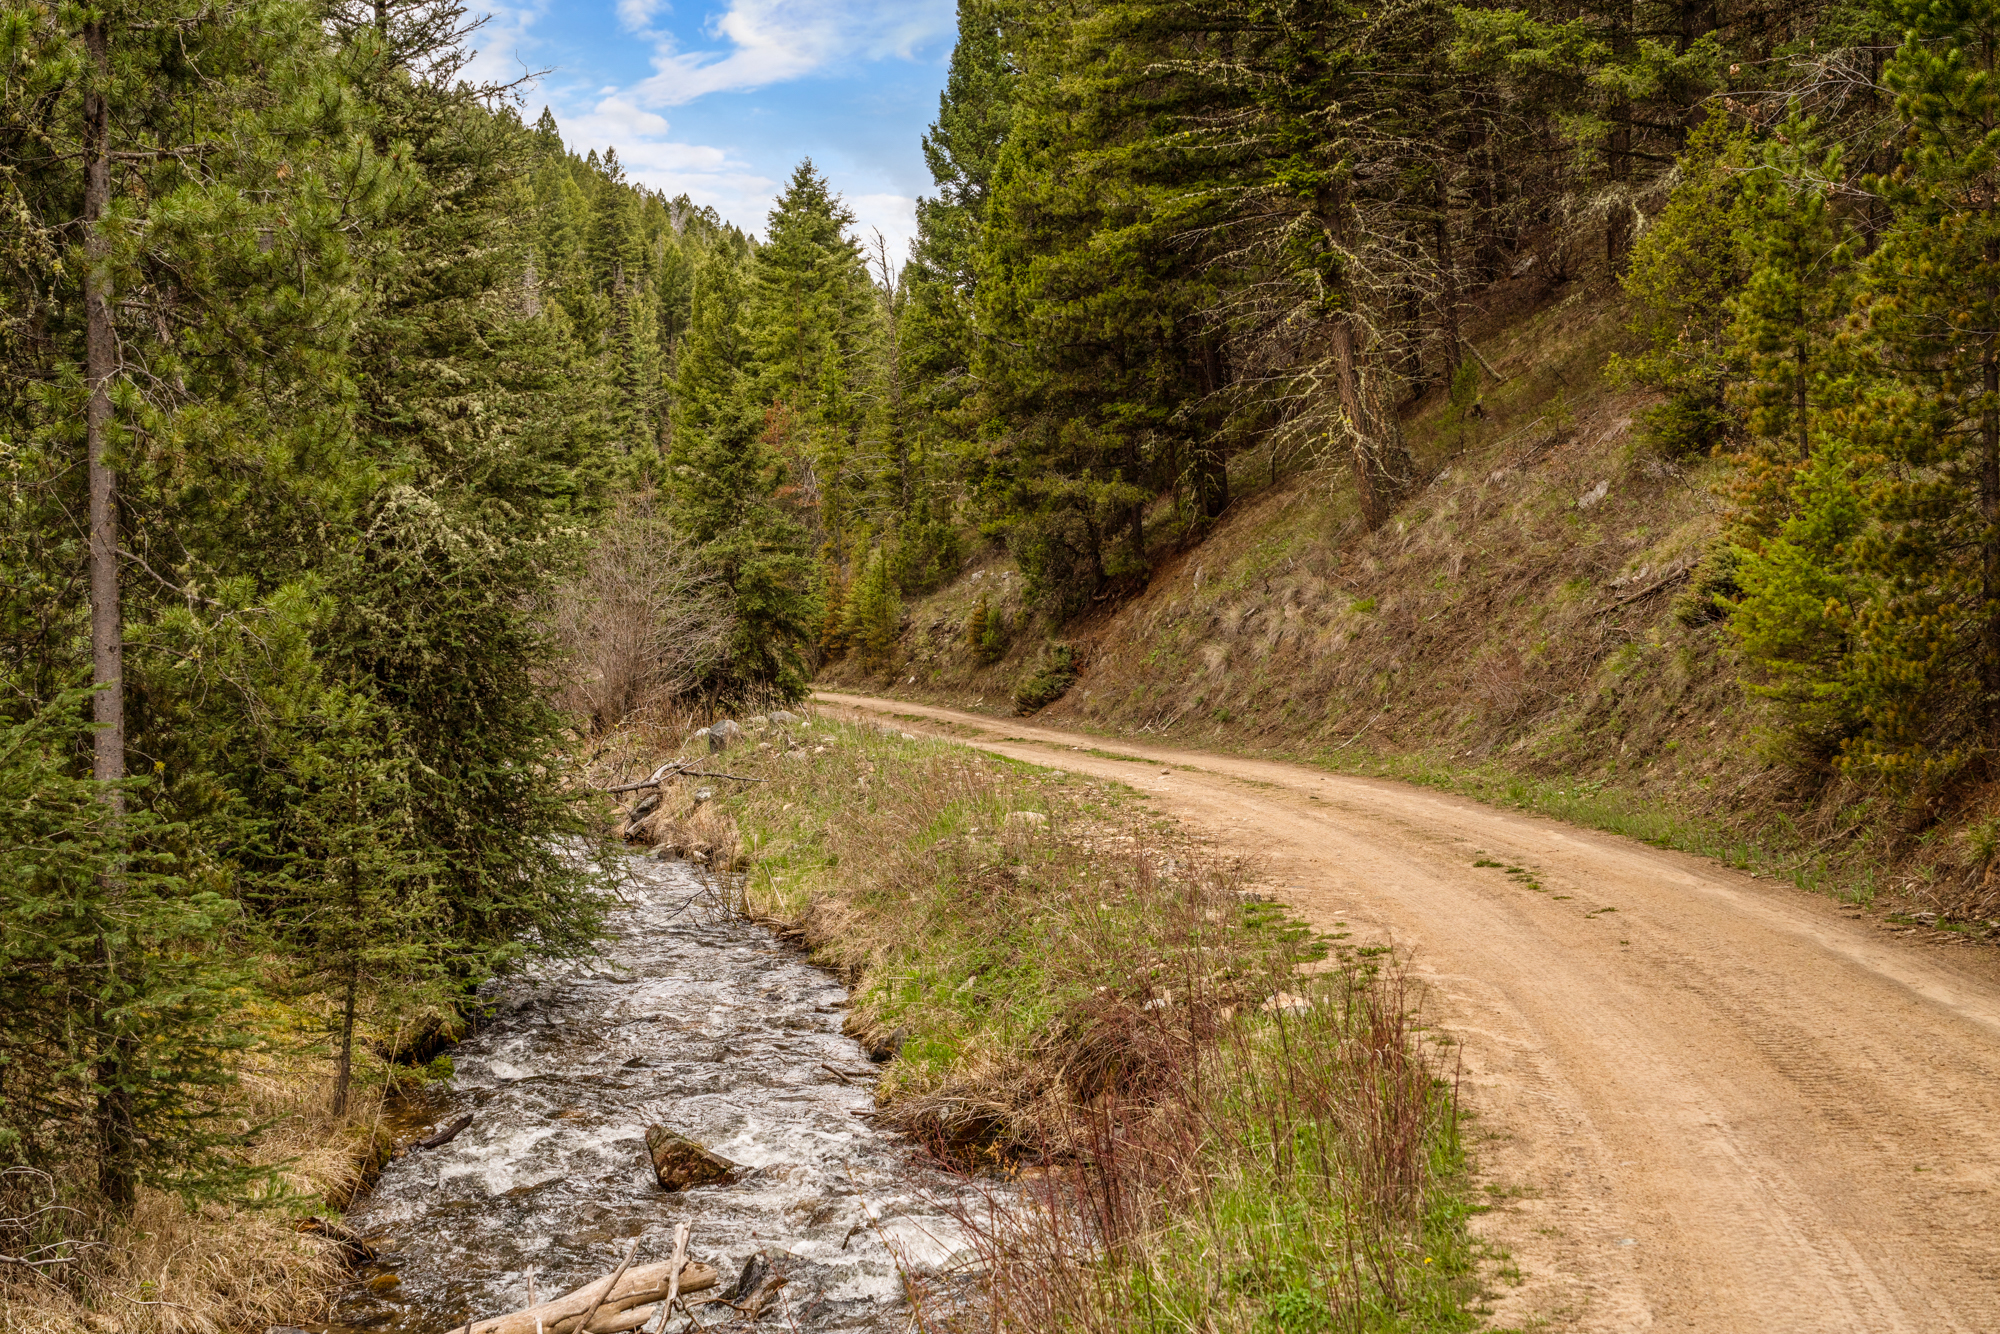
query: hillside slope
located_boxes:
[820,277,1997,925]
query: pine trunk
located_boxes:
[1192,337,1229,519]
[84,16,136,1209]
[1796,342,1810,461]
[333,963,360,1118]
[84,20,120,806]
[1982,335,2000,750]
[1334,318,1404,530]
[1435,204,1462,381]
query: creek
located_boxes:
[332,857,989,1333]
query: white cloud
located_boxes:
[616,0,667,31]
[563,96,779,220]
[632,0,952,106]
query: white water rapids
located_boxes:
[332,858,993,1333]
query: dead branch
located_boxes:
[573,1239,638,1334]
[406,1114,473,1151]
[606,762,685,794]
[465,1257,718,1334]
[1598,565,1692,613]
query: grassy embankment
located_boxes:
[0,1034,419,1334]
[592,713,1483,1333]
[819,276,1999,928]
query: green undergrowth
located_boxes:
[690,716,1479,1332]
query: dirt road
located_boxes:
[817,691,2000,1332]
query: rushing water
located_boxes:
[332,857,989,1333]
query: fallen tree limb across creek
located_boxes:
[602,763,767,793]
[465,1258,718,1334]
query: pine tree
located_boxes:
[0,0,376,1202]
[1731,111,1855,466]
[748,160,876,546]
[1612,108,1749,457]
[322,3,612,984]
[845,545,903,671]
[1726,0,2000,785]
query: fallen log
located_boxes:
[571,1239,638,1334]
[407,1114,473,1151]
[606,762,685,795]
[465,1258,718,1334]
[590,1305,656,1333]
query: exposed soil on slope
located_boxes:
[820,691,2000,1334]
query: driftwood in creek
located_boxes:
[406,1114,473,1151]
[464,1257,719,1334]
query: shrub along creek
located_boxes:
[332,859,988,1333]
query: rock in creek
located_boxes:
[645,1125,738,1191]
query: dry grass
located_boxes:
[0,1042,385,1334]
[961,967,1473,1334]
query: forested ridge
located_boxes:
[7,0,2000,1323]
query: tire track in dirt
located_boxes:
[816,691,2000,1332]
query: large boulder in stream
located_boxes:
[645,1125,737,1191]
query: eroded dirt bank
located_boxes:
[818,691,2000,1333]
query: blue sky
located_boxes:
[463,2,958,260]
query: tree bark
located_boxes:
[84,16,135,1209]
[332,961,360,1117]
[1333,318,1410,530]
[1315,183,1408,530]
[85,20,120,806]
[1191,335,1229,518]
[1434,201,1463,382]
[1796,340,1810,461]
[1982,332,1999,751]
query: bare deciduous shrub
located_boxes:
[544,501,733,732]
[952,966,1469,1333]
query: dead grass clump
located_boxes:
[963,964,1472,1333]
[0,1048,377,1334]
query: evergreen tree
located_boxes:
[1725,0,2000,786]
[1611,108,1749,457]
[748,160,876,546]
[845,544,903,670]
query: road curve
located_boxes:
[816,691,2000,1333]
